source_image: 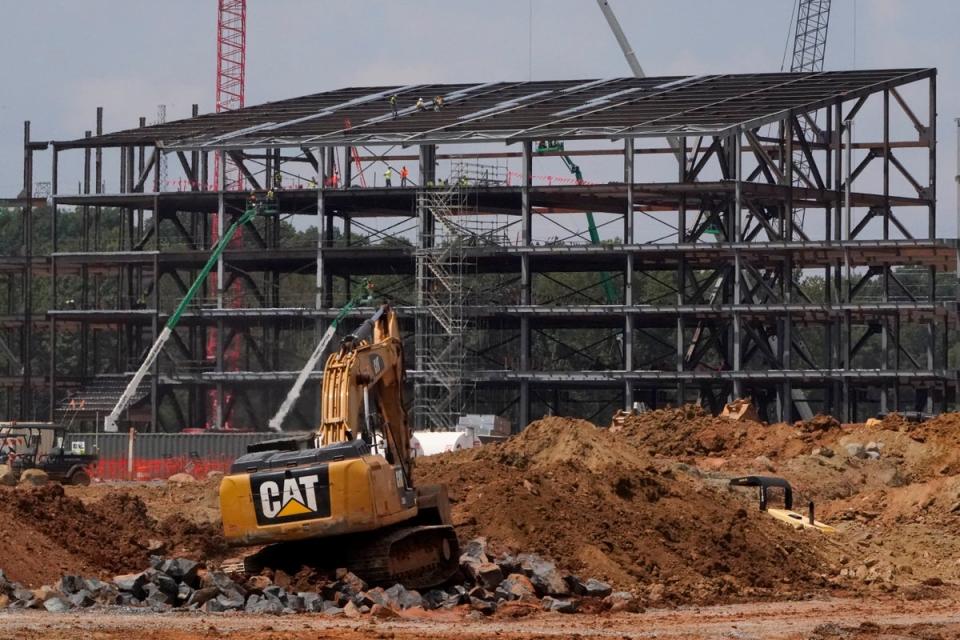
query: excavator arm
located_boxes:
[219,303,458,588]
[319,305,412,478]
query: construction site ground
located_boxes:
[2,597,960,640]
[3,408,960,638]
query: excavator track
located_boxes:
[348,524,459,590]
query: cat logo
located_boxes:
[251,466,331,525]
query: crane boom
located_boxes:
[103,205,259,432]
[595,0,645,78]
[594,1,683,165]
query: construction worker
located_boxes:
[433,95,444,111]
[330,170,339,189]
[272,170,283,191]
[384,167,393,187]
[389,94,398,119]
[307,176,317,189]
[458,175,468,188]
[400,165,409,187]
[415,97,426,112]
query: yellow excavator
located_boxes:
[218,304,459,588]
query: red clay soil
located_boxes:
[611,404,859,464]
[416,416,838,605]
[624,408,960,591]
[67,476,224,525]
[0,483,226,587]
[7,408,959,604]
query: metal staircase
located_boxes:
[414,184,472,430]
[56,374,148,430]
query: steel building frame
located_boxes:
[1,69,956,430]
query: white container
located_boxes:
[412,430,478,457]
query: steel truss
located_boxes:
[0,69,955,431]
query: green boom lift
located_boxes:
[103,201,264,432]
[537,141,619,305]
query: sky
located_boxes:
[0,0,958,235]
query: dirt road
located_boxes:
[2,596,957,639]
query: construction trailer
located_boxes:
[0,69,956,431]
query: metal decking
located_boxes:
[57,69,934,148]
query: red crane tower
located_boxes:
[206,0,247,429]
[213,0,246,189]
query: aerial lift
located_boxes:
[102,198,269,433]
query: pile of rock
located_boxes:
[0,569,117,611]
[844,441,883,460]
[0,538,639,617]
[457,537,638,614]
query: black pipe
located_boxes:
[349,304,387,345]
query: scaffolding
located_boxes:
[415,183,472,430]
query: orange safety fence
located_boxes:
[90,456,235,481]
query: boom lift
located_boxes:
[219,304,459,588]
[103,200,264,433]
[535,140,619,305]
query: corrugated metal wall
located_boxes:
[68,432,312,480]
[69,432,311,459]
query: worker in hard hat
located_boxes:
[400,165,409,187]
[389,94,398,118]
[415,97,426,112]
[384,167,393,187]
[433,95,444,111]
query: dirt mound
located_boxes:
[417,416,836,604]
[0,484,226,586]
[66,475,224,526]
[795,414,842,433]
[612,404,818,461]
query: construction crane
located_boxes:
[104,1,252,432]
[787,0,831,228]
[213,0,246,190]
[586,1,682,306]
[595,0,645,77]
[595,0,682,162]
[789,0,831,73]
[207,0,248,428]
